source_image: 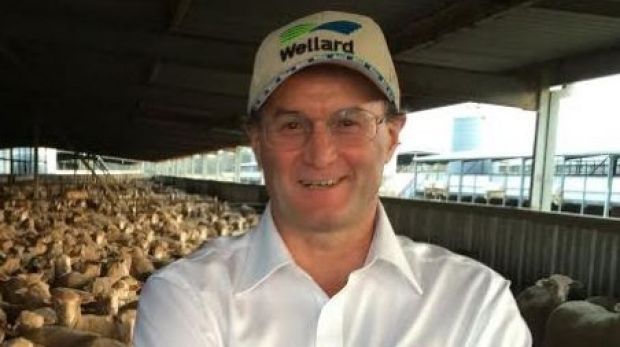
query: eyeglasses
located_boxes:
[260,107,386,150]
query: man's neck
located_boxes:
[273,209,377,297]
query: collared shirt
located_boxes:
[135,203,532,347]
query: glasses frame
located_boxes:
[256,106,388,150]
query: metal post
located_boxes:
[603,154,617,218]
[216,150,222,179]
[457,160,464,202]
[33,147,39,200]
[412,159,418,199]
[558,157,566,212]
[502,168,508,207]
[486,160,493,205]
[9,147,14,184]
[73,151,78,178]
[33,120,40,201]
[518,157,526,207]
[234,147,242,183]
[473,174,478,202]
[531,82,563,212]
[580,169,587,215]
[446,173,451,201]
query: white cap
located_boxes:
[248,11,400,114]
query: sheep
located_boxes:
[55,263,101,289]
[31,307,56,325]
[2,337,36,347]
[115,309,136,344]
[129,248,154,281]
[0,307,7,343]
[586,296,620,312]
[22,326,126,347]
[0,274,51,309]
[516,274,585,347]
[52,287,130,341]
[544,300,620,347]
[13,311,44,335]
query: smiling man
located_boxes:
[135,11,532,347]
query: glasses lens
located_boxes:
[265,114,308,149]
[330,109,378,145]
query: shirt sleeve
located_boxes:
[465,280,533,347]
[134,275,221,347]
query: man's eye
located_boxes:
[283,122,301,130]
[335,117,361,129]
[276,119,305,133]
[339,119,357,127]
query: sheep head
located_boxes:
[52,288,81,328]
[115,309,137,344]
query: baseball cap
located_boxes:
[248,11,400,115]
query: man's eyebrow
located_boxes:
[270,108,302,117]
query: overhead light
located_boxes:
[549,85,564,92]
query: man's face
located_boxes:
[248,66,404,233]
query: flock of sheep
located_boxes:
[516,274,620,347]
[0,179,259,346]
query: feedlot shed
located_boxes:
[2,0,620,296]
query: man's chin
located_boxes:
[290,208,352,233]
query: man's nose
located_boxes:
[302,125,338,167]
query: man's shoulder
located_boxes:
[396,235,508,290]
[147,231,253,291]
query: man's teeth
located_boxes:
[300,179,339,188]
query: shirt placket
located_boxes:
[315,290,345,347]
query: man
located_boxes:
[135,11,532,346]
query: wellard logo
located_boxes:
[279,20,362,62]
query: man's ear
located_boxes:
[384,114,406,162]
[245,123,263,169]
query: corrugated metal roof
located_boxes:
[176,0,461,43]
[396,7,620,72]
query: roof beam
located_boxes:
[535,0,620,18]
[149,62,249,98]
[521,45,620,86]
[396,63,539,111]
[390,0,536,53]
[1,12,254,72]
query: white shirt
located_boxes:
[135,203,532,347]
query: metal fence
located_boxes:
[156,176,620,298]
[382,197,620,297]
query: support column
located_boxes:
[518,157,526,207]
[9,147,14,184]
[33,120,40,201]
[603,154,617,218]
[412,159,418,199]
[457,160,464,202]
[530,82,565,212]
[234,147,242,183]
[216,150,222,179]
[558,157,566,212]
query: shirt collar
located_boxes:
[234,202,423,296]
[234,202,293,295]
[365,203,424,295]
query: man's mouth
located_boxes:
[298,177,345,189]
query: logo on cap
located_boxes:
[278,20,362,62]
[279,20,362,44]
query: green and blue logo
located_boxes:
[279,20,362,44]
[278,20,362,62]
